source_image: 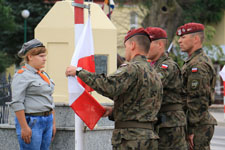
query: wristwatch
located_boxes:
[76,67,83,76]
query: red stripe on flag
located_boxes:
[77,55,95,92]
[74,0,84,24]
[161,65,168,69]
[223,81,225,96]
[192,68,198,72]
[70,90,106,130]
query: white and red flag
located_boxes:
[219,65,225,119]
[71,16,95,92]
[68,17,105,130]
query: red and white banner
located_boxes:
[219,65,225,119]
[71,16,95,92]
[68,17,105,130]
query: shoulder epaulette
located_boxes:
[17,69,24,74]
[120,63,128,67]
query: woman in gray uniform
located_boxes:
[10,39,56,150]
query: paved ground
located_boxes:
[210,111,225,150]
[211,111,225,126]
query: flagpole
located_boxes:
[74,0,84,150]
[108,0,111,19]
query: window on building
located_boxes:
[130,11,138,29]
[94,55,108,74]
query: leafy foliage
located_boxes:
[0,0,16,31]
[0,0,54,72]
[170,25,225,67]
[115,0,225,64]
[0,51,13,73]
[0,0,17,73]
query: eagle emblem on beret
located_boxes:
[178,29,182,36]
[187,28,192,31]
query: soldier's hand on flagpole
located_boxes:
[65,66,77,77]
[102,106,113,117]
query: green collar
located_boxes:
[154,54,168,68]
[185,48,203,63]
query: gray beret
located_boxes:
[18,39,44,58]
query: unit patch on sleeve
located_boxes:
[120,63,128,67]
[191,79,200,90]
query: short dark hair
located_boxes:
[191,31,204,43]
[129,35,150,53]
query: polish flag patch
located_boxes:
[192,68,198,72]
[161,64,168,69]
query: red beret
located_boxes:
[176,22,204,36]
[124,28,150,43]
[145,27,167,41]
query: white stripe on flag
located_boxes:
[68,76,84,105]
[71,18,94,67]
[68,17,105,130]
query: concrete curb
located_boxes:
[209,104,224,112]
[217,122,225,127]
[209,105,225,126]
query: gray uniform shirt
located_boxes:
[10,64,55,113]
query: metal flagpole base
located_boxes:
[72,2,90,9]
[72,2,91,15]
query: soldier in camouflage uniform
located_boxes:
[66,28,163,150]
[176,23,217,150]
[146,27,188,150]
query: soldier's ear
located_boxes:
[130,41,136,51]
[158,40,163,48]
[193,34,200,42]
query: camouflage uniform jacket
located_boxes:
[153,54,186,128]
[77,55,163,142]
[181,48,217,134]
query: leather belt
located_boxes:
[115,121,153,129]
[25,110,52,116]
[160,104,183,112]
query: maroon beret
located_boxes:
[145,27,167,41]
[124,28,150,43]
[176,22,204,36]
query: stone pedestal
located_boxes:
[1,102,114,150]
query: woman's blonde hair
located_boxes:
[22,47,47,64]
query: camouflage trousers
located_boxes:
[191,125,215,150]
[158,126,188,150]
[112,139,158,150]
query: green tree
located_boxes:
[0,0,54,72]
[116,0,225,41]
[116,0,225,64]
[0,0,17,73]
[169,25,225,67]
[0,0,16,31]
